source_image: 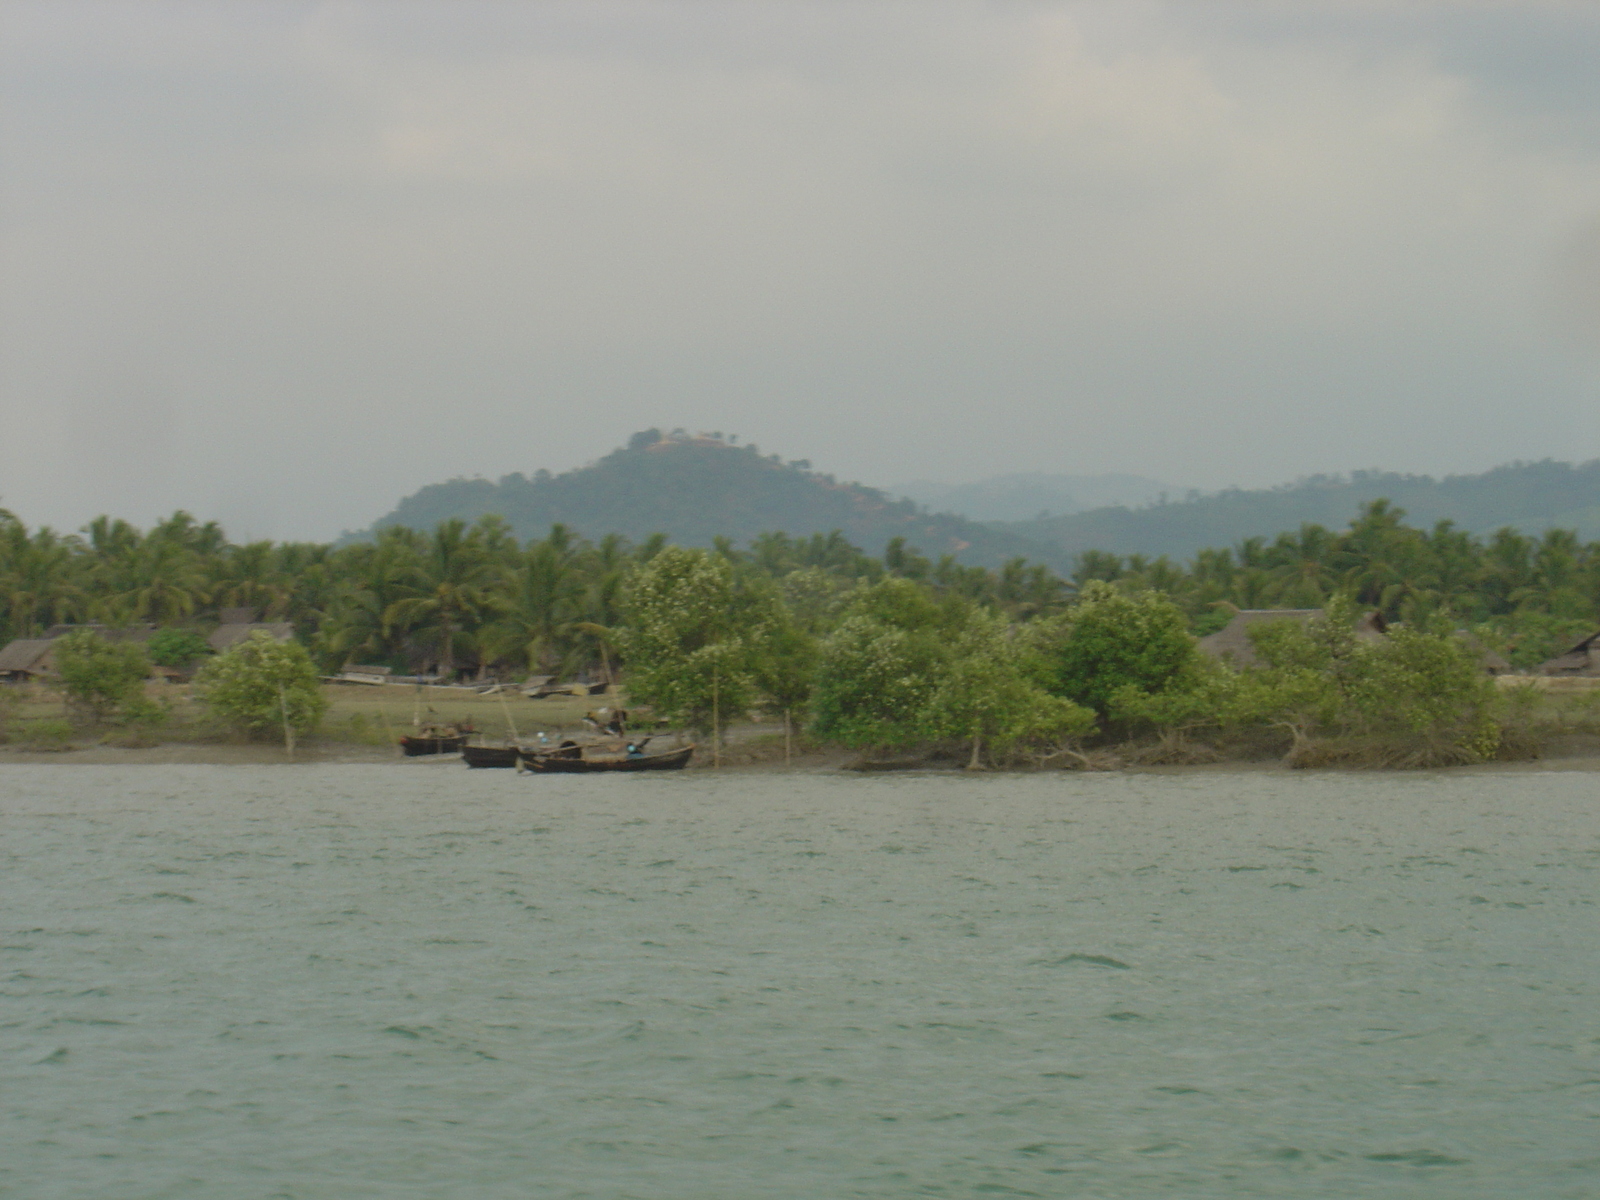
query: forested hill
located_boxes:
[998,460,1600,562]
[360,430,1054,567]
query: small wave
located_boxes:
[1036,953,1130,969]
[1365,1150,1469,1167]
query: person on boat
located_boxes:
[607,708,628,735]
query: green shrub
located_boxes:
[812,588,1096,762]
[193,632,327,741]
[1250,598,1500,765]
[922,611,1096,766]
[812,615,944,749]
[1028,582,1199,716]
[54,630,150,722]
[147,628,212,670]
[21,718,76,749]
[619,547,770,734]
[810,578,960,750]
[1109,655,1265,759]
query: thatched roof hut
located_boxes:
[1197,609,1322,669]
[1198,608,1389,669]
[0,638,59,681]
[1535,630,1600,677]
[0,624,158,681]
[208,622,295,653]
[42,623,155,643]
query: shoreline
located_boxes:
[6,738,1600,773]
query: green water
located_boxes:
[3,765,1597,1198]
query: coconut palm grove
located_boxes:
[3,435,1600,766]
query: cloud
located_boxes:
[3,1,1599,539]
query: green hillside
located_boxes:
[360,439,1600,570]
[360,430,1055,568]
[999,460,1600,562]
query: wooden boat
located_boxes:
[463,741,582,768]
[461,743,521,768]
[519,744,694,773]
[400,733,468,757]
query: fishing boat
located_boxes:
[461,743,521,768]
[400,733,469,757]
[463,740,583,768]
[518,744,694,773]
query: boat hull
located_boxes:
[461,744,521,768]
[519,745,694,773]
[400,735,468,757]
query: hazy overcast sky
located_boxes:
[4,1,1600,541]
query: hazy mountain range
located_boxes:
[890,473,1177,523]
[359,432,1600,569]
[360,430,1047,567]
[1013,461,1600,562]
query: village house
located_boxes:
[1197,608,1321,669]
[1196,608,1389,670]
[0,638,59,683]
[0,624,156,683]
[0,613,295,685]
[207,608,295,654]
[1199,608,1519,675]
[1535,630,1600,677]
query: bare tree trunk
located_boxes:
[784,707,792,766]
[712,665,721,769]
[278,683,296,760]
[966,732,983,770]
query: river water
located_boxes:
[3,765,1597,1198]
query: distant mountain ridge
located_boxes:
[358,438,1600,569]
[1001,460,1600,562]
[359,430,1053,567]
[892,472,1175,522]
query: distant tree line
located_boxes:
[3,499,1598,672]
[1,498,1596,764]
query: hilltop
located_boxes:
[357,439,1600,569]
[359,430,1055,567]
[1001,459,1600,562]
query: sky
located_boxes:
[4,0,1600,542]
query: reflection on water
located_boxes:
[3,765,1598,1198]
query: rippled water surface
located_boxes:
[3,765,1599,1198]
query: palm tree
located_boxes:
[314,533,419,670]
[1266,524,1338,608]
[1071,549,1122,587]
[578,533,633,673]
[82,516,143,604]
[1479,527,1534,615]
[483,524,586,674]
[117,536,209,624]
[0,520,84,637]
[212,541,291,617]
[995,557,1067,620]
[384,520,494,677]
[1187,547,1237,610]
[1336,500,1425,615]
